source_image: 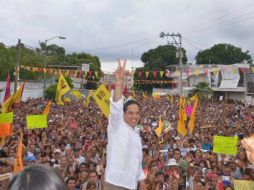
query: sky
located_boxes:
[1,0,254,72]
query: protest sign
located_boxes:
[26,115,47,129]
[0,112,13,124]
[213,135,238,155]
[234,180,254,190]
[0,123,12,137]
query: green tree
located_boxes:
[141,45,187,70]
[196,43,252,65]
[44,76,74,100]
[134,45,187,92]
[192,82,212,98]
[0,45,16,81]
[64,52,102,89]
[0,42,103,84]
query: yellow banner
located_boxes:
[213,136,238,155]
[92,84,111,118]
[0,112,13,124]
[26,115,48,129]
[56,73,71,105]
[234,180,254,190]
[70,90,84,99]
[155,116,163,137]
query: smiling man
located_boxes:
[104,60,145,190]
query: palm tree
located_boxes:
[192,82,212,98]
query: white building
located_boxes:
[167,63,254,104]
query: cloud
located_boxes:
[0,0,253,71]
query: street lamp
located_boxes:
[43,36,66,91]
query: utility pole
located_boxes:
[14,39,21,93]
[160,32,183,95]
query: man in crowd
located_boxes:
[104,60,145,190]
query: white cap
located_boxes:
[167,159,179,166]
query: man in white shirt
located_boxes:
[105,60,145,190]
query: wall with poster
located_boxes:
[219,66,240,88]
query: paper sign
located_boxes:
[26,115,48,129]
[93,84,111,118]
[213,136,238,155]
[234,180,254,190]
[0,112,13,124]
[0,123,12,137]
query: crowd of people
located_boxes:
[0,88,254,189]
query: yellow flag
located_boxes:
[83,91,92,107]
[83,95,91,107]
[166,94,173,103]
[159,71,164,77]
[92,84,111,118]
[70,90,84,99]
[152,92,160,100]
[56,73,71,105]
[43,101,52,115]
[182,97,187,121]
[13,132,23,174]
[13,82,25,104]
[155,116,163,137]
[131,90,136,98]
[64,97,71,102]
[177,96,187,136]
[188,95,198,134]
[142,92,148,99]
[2,83,25,113]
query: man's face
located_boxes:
[67,180,76,190]
[88,172,98,183]
[174,151,181,160]
[123,104,140,128]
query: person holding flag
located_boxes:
[104,60,145,190]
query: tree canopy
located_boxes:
[141,45,187,70]
[0,42,102,82]
[195,43,252,65]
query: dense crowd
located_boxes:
[0,93,254,190]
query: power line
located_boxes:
[182,37,202,51]
[187,13,254,34]
[184,11,254,34]
[182,2,254,33]
[99,37,158,59]
[85,35,157,52]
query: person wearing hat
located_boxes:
[27,155,36,166]
[165,159,180,190]
[51,149,62,166]
[104,60,145,190]
[165,159,179,178]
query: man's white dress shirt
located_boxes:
[105,96,145,189]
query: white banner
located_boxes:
[81,63,90,72]
[219,66,240,88]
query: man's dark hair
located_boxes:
[123,100,140,113]
[174,148,181,154]
[65,176,76,184]
[155,171,164,177]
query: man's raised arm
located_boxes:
[113,59,126,102]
